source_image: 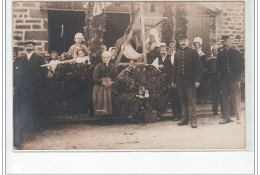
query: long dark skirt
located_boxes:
[92,78,113,116]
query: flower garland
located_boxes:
[161,2,175,45]
[84,2,106,58]
[113,64,168,123]
[48,63,95,116]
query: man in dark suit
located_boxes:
[172,36,202,128]
[152,43,182,121]
[13,41,48,147]
[217,35,244,124]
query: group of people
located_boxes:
[151,34,244,128]
[13,30,244,147]
[13,32,119,147]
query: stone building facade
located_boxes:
[215,2,245,55]
[12,1,245,58]
[13,2,48,55]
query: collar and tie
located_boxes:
[162,56,166,62]
[26,52,33,60]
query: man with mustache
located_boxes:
[217,35,244,124]
[13,41,48,148]
[172,36,202,128]
[152,43,182,121]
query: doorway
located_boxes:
[48,10,85,54]
[187,15,211,58]
[48,11,130,54]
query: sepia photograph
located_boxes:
[12,1,246,151]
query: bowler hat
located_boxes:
[21,40,36,46]
[44,53,51,58]
[221,35,230,41]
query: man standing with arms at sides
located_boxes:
[217,35,244,124]
[14,41,48,148]
[152,43,182,121]
[172,36,202,128]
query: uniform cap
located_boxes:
[178,35,188,40]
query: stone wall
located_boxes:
[13,2,48,57]
[215,2,245,55]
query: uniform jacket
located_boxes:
[216,48,244,83]
[173,47,202,87]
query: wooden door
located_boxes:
[187,15,210,58]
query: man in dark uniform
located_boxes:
[13,41,48,147]
[152,43,182,120]
[217,35,244,124]
[172,36,202,128]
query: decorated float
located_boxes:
[45,2,187,122]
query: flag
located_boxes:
[93,2,112,16]
[82,2,89,9]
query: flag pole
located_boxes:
[140,3,147,64]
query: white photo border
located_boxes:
[4,0,256,174]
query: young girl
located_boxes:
[92,51,117,125]
[108,47,117,64]
[68,33,90,59]
[75,49,91,64]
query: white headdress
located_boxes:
[193,37,202,45]
[102,51,111,58]
[74,32,85,41]
[108,47,117,52]
[193,37,205,57]
[145,28,161,45]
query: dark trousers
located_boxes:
[197,72,209,102]
[168,87,182,118]
[220,81,241,120]
[178,85,197,124]
[209,74,222,114]
[32,88,49,128]
[13,94,34,147]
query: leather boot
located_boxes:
[191,123,197,128]
[219,117,233,124]
[177,119,189,126]
[189,116,197,128]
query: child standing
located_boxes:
[68,33,90,59]
[48,52,61,72]
[108,47,117,64]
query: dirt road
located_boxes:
[19,103,245,150]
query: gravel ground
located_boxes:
[19,103,245,150]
